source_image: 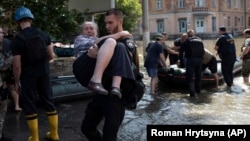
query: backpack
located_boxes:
[17,30,48,64]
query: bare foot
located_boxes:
[15,107,22,112]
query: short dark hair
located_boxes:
[219,27,226,32]
[105,8,123,19]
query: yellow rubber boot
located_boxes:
[26,114,39,141]
[46,111,59,141]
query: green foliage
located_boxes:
[0,0,142,42]
[0,0,85,43]
[96,0,142,37]
[116,0,142,31]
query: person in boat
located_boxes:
[74,21,132,98]
[171,33,188,65]
[179,29,205,97]
[214,27,236,87]
[240,28,250,85]
[144,34,168,94]
[202,48,219,89]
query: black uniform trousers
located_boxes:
[220,53,236,87]
[20,74,56,115]
[81,94,125,141]
[186,57,203,96]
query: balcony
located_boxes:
[192,7,208,12]
[192,7,209,16]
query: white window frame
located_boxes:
[195,0,205,7]
[156,0,163,10]
[212,0,217,8]
[156,19,164,33]
[178,0,186,8]
[228,0,232,8]
[234,0,238,8]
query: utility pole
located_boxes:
[142,0,150,59]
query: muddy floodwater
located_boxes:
[118,68,250,141]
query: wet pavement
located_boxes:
[3,73,250,141]
[2,47,250,141]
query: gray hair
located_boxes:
[80,21,98,31]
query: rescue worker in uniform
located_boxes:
[214,27,236,87]
[81,8,140,141]
[0,27,12,141]
[179,29,205,97]
[171,33,188,65]
[11,6,59,141]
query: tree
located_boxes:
[0,0,142,42]
[0,0,85,43]
[96,0,142,36]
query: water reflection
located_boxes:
[118,74,250,141]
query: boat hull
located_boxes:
[158,58,242,86]
[49,57,93,100]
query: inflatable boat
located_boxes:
[157,58,242,86]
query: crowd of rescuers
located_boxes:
[145,29,220,95]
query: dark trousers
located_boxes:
[220,53,236,86]
[20,75,56,115]
[81,95,125,141]
[169,54,179,65]
[186,58,202,96]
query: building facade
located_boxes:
[148,0,250,38]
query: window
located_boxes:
[212,17,217,32]
[212,0,217,8]
[241,16,244,26]
[228,0,231,8]
[234,0,238,8]
[227,17,231,27]
[178,0,186,8]
[195,0,205,7]
[248,17,250,26]
[178,18,187,33]
[156,0,163,10]
[235,17,238,26]
[241,0,244,8]
[156,19,164,33]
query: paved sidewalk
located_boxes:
[3,98,93,141]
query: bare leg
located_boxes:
[243,77,250,85]
[150,77,157,94]
[11,89,22,111]
[110,76,122,98]
[213,73,219,89]
[88,38,117,95]
[90,38,117,83]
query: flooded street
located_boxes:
[4,45,250,140]
[4,69,250,141]
[118,69,250,140]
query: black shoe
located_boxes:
[110,87,122,99]
[87,81,108,95]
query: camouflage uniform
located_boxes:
[0,38,12,139]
